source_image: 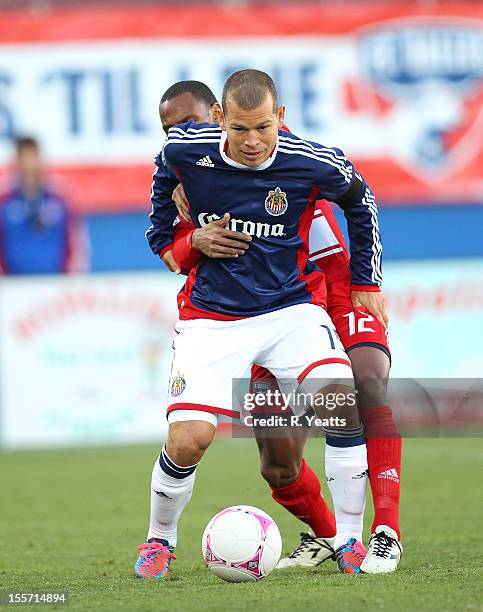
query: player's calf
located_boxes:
[267,456,337,549]
[255,417,336,544]
[257,434,304,489]
[349,346,402,545]
[260,435,337,570]
[135,418,216,578]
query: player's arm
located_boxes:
[316,148,387,324]
[171,217,201,275]
[310,201,384,320]
[335,176,387,326]
[145,151,181,271]
[315,148,382,288]
[310,201,352,285]
[313,238,387,326]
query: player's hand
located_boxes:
[161,249,181,275]
[172,184,191,223]
[351,290,388,327]
[192,213,252,258]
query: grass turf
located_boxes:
[1,437,482,611]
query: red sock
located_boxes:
[361,405,402,539]
[270,458,336,538]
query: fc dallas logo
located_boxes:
[352,19,483,183]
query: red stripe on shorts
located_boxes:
[167,403,241,419]
[297,358,352,384]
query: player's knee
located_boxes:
[260,460,300,488]
[356,377,388,408]
[314,383,361,430]
[166,421,215,466]
[349,347,390,408]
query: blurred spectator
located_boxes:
[0,136,90,274]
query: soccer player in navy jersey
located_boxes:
[135,72,401,579]
[162,82,402,575]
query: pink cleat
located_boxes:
[335,538,367,574]
[134,539,176,579]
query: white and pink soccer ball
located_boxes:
[202,505,282,582]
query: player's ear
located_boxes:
[277,105,286,128]
[218,107,227,131]
[210,103,223,125]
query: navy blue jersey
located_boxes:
[147,122,382,319]
[0,184,79,275]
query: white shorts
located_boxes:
[167,409,218,427]
[166,303,353,423]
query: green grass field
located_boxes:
[1,437,482,611]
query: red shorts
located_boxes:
[327,276,390,357]
[330,304,390,358]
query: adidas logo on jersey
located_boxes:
[196,155,215,167]
[377,468,400,483]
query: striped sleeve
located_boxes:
[295,140,381,286]
[145,152,180,257]
[278,135,382,286]
[335,172,383,287]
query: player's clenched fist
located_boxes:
[192,213,252,259]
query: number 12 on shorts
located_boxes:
[343,311,376,336]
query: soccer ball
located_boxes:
[202,505,282,582]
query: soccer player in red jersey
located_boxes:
[152,80,402,574]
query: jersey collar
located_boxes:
[219,132,278,171]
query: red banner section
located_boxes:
[0,3,481,211]
[0,3,477,42]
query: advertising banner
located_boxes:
[0,3,481,209]
[0,259,482,447]
[0,272,183,448]
[384,258,483,378]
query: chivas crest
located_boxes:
[170,372,186,397]
[265,187,288,216]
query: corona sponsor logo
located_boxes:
[198,213,285,238]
